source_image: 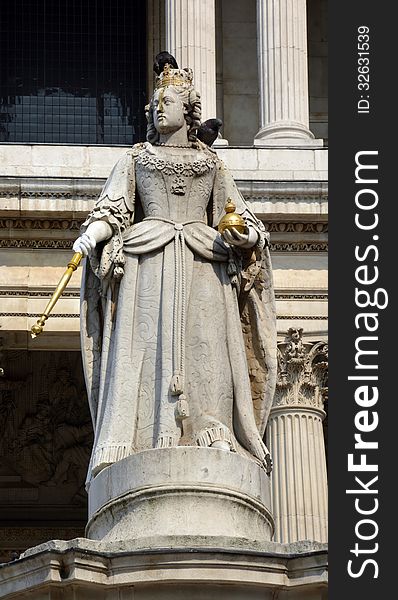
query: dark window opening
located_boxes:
[0,0,147,145]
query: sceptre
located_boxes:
[30,252,83,339]
[30,200,241,339]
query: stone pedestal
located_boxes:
[86,447,274,544]
[0,400,329,599]
[267,329,328,543]
[0,448,329,600]
[0,537,328,599]
[254,0,323,146]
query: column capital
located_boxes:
[273,328,328,413]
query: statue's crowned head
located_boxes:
[146,64,202,143]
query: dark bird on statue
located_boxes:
[197,118,223,146]
[153,51,179,75]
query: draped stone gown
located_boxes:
[80,142,277,483]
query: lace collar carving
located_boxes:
[135,144,217,177]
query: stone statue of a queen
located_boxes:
[74,64,277,486]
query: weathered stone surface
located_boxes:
[0,536,328,599]
[86,447,273,544]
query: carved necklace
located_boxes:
[136,148,216,176]
[154,142,195,149]
[137,144,217,196]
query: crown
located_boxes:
[155,64,193,90]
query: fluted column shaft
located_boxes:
[255,0,320,145]
[165,0,216,122]
[267,406,328,543]
[267,332,328,543]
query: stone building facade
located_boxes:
[0,0,328,582]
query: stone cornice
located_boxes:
[275,292,327,300]
[0,217,81,230]
[264,221,327,233]
[237,180,328,200]
[271,242,327,252]
[0,289,328,300]
[0,176,328,220]
[0,238,328,252]
[0,217,328,233]
[0,311,327,321]
[0,177,101,202]
[0,239,74,249]
[0,312,80,318]
[0,214,328,252]
[0,289,80,297]
[277,315,328,320]
[0,537,328,598]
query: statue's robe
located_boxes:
[80,141,277,484]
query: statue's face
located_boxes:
[153,87,186,134]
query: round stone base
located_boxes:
[86,447,274,544]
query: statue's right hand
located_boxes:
[72,233,97,257]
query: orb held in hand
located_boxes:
[217,200,247,234]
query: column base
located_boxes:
[213,137,229,147]
[254,122,324,147]
[86,446,274,545]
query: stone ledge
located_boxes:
[0,177,328,219]
[0,144,328,182]
[18,535,328,559]
[0,536,328,599]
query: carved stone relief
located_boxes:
[0,349,92,560]
[0,349,92,507]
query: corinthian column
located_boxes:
[255,0,321,146]
[266,328,328,543]
[165,0,217,122]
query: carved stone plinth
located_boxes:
[0,537,328,599]
[266,329,328,543]
[86,447,274,544]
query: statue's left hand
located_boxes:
[222,226,258,248]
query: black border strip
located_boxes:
[329,1,395,596]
